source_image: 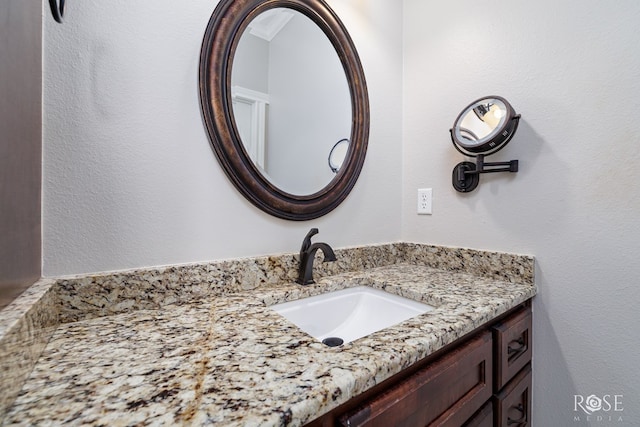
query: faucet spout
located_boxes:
[297,229,336,285]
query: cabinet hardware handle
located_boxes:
[507,403,527,425]
[507,337,526,356]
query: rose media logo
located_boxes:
[573,394,623,423]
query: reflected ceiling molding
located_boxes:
[248,9,295,41]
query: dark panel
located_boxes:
[463,402,493,427]
[0,0,42,309]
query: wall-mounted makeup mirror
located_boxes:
[450,96,521,193]
[199,0,369,220]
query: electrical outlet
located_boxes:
[417,188,432,215]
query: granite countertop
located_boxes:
[2,263,536,426]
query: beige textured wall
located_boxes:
[402,0,640,424]
[42,0,403,276]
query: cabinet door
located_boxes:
[492,307,532,390]
[494,364,532,427]
[463,402,493,427]
[338,332,493,427]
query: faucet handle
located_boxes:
[300,228,319,254]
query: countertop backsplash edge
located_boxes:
[0,279,58,421]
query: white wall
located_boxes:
[403,0,640,425]
[42,0,403,276]
[232,33,269,94]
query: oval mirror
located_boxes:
[451,96,519,156]
[199,0,369,220]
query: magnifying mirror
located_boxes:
[450,96,521,192]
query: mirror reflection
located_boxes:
[457,98,508,145]
[231,8,351,196]
[328,138,349,173]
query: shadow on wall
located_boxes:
[533,268,631,425]
[532,290,581,425]
[460,115,571,239]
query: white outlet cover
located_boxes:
[417,188,432,215]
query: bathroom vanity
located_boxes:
[307,303,532,426]
[0,244,535,426]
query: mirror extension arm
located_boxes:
[452,155,518,193]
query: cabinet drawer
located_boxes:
[463,402,493,427]
[494,364,532,427]
[492,307,532,390]
[338,332,493,427]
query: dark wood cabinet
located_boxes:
[494,364,532,427]
[492,307,532,391]
[491,307,532,427]
[464,402,493,427]
[306,304,532,427]
[338,332,492,427]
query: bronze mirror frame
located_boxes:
[199,0,369,221]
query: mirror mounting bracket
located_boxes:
[452,155,518,192]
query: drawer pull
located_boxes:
[507,338,526,356]
[507,404,526,425]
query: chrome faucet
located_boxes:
[297,228,336,285]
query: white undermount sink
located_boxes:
[270,286,435,345]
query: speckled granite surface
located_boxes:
[2,262,536,426]
[52,244,403,324]
[0,279,58,421]
[52,243,533,324]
